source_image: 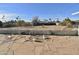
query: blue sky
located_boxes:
[0,3,79,21]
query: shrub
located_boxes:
[0,21,3,27]
[61,17,73,28]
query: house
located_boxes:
[72,21,79,28]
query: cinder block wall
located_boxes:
[0,30,78,36]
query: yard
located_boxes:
[0,35,79,55]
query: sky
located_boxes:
[0,3,79,21]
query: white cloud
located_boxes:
[72,11,79,15]
[0,12,27,22]
[0,13,18,22]
[0,10,27,22]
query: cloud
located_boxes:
[0,11,27,22]
[0,10,27,22]
[0,13,18,22]
[72,11,79,15]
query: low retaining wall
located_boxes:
[0,30,78,36]
[52,30,78,36]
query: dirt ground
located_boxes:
[0,35,79,55]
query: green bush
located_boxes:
[61,18,73,28]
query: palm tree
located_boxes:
[49,18,52,22]
[16,16,21,21]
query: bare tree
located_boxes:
[32,16,39,26]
